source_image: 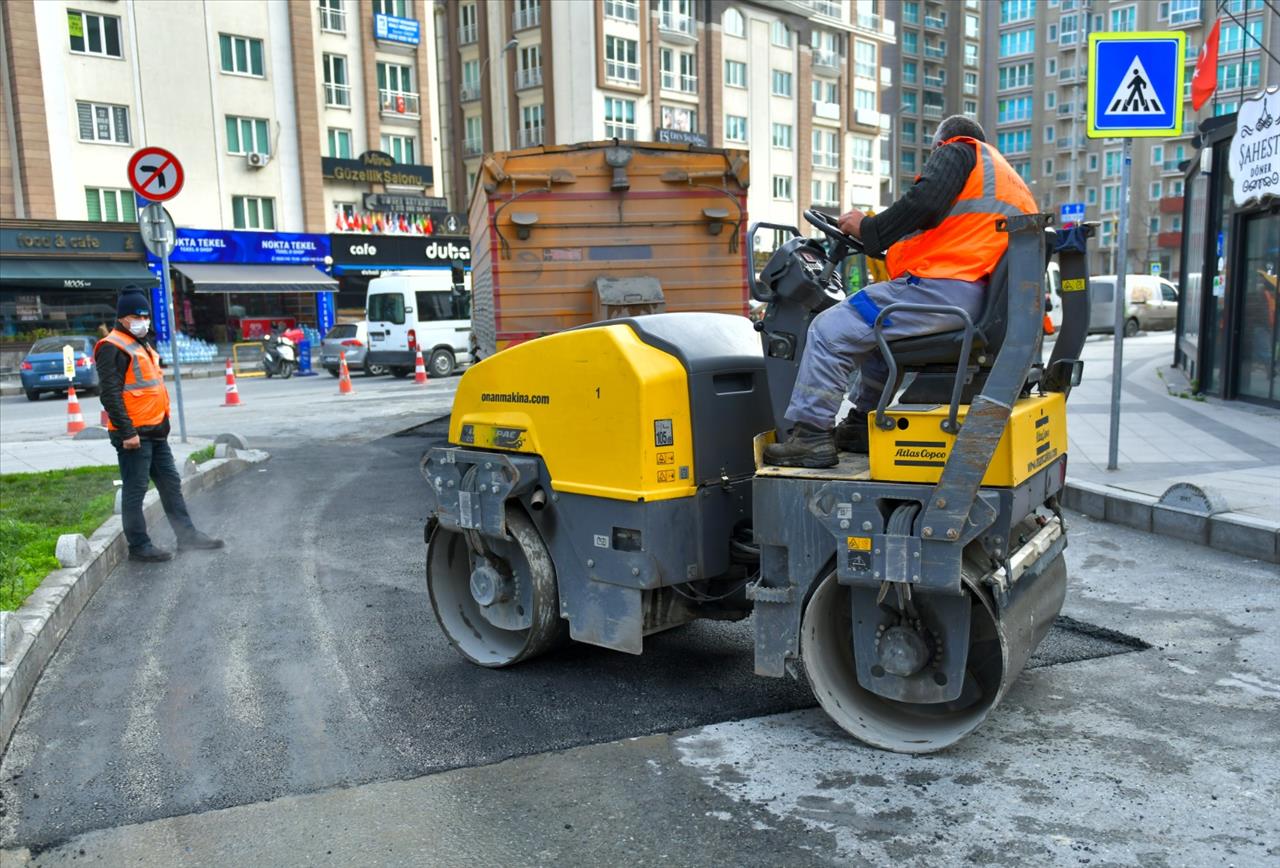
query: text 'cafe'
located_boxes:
[328,234,472,319]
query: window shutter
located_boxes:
[85,188,102,222]
[113,106,129,143]
[77,103,93,140]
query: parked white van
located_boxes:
[1088,274,1179,336]
[365,269,472,377]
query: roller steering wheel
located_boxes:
[803,208,863,291]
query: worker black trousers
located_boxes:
[115,438,197,551]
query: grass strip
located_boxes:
[0,466,121,611]
[189,444,216,464]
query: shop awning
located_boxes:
[175,263,338,294]
[0,259,158,290]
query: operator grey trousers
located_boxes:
[785,275,987,428]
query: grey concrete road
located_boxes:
[3,503,1276,867]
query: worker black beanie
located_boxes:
[116,286,151,318]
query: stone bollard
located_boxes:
[214,432,250,451]
[0,611,25,664]
[54,534,92,568]
[183,457,199,477]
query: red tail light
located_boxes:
[20,361,33,371]
[340,339,363,347]
[407,329,418,351]
[76,356,93,367]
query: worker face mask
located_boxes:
[128,318,150,337]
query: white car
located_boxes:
[365,270,473,378]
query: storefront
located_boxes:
[1175,89,1280,408]
[328,233,471,320]
[157,229,337,343]
[0,219,156,342]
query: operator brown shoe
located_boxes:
[763,422,838,468]
[834,410,870,455]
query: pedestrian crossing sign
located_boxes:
[1087,32,1186,139]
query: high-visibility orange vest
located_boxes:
[96,330,170,431]
[885,136,1039,282]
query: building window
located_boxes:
[854,40,876,79]
[1150,181,1163,199]
[903,61,918,85]
[813,79,838,105]
[319,0,346,33]
[1171,179,1183,196]
[373,0,410,15]
[850,137,873,174]
[772,123,792,149]
[1218,59,1261,91]
[661,104,697,133]
[964,14,979,39]
[518,45,543,89]
[1086,188,1097,205]
[724,60,747,89]
[999,0,1035,24]
[1047,23,1058,42]
[513,0,541,30]
[604,97,636,139]
[1047,57,1057,75]
[903,31,918,55]
[964,43,979,67]
[84,188,135,222]
[604,0,639,22]
[1162,0,1203,26]
[1109,5,1136,32]
[226,116,270,155]
[998,96,1033,123]
[1046,91,1056,109]
[964,100,977,116]
[902,120,916,144]
[219,33,265,77]
[903,2,920,25]
[75,101,130,144]
[810,179,838,208]
[461,59,481,100]
[1012,162,1031,182]
[381,133,416,163]
[771,20,792,48]
[997,62,1034,91]
[232,196,275,231]
[327,127,352,158]
[1151,145,1164,165]
[459,3,478,44]
[812,130,838,168]
[1044,125,1055,143]
[1104,150,1121,178]
[963,71,978,95]
[377,62,417,114]
[902,91,918,114]
[725,114,748,143]
[1103,184,1119,212]
[998,28,1034,58]
[657,0,693,36]
[855,88,876,111]
[771,70,793,98]
[605,36,640,85]
[520,104,545,146]
[901,151,917,173]
[463,116,483,155]
[723,7,745,37]
[1044,158,1054,175]
[1059,14,1078,46]
[995,129,1030,154]
[323,54,350,107]
[772,175,793,200]
[67,10,122,58]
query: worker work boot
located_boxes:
[763,422,838,468]
[129,543,173,563]
[834,410,870,455]
[179,531,225,551]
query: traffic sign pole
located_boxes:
[143,203,187,444]
[1107,139,1131,472]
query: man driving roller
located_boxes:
[764,115,1039,468]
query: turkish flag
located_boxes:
[1191,18,1220,111]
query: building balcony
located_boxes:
[923,103,943,118]
[1157,230,1182,249]
[902,71,918,85]
[319,6,346,33]
[923,15,946,30]
[462,136,483,157]
[853,108,881,128]
[518,126,544,148]
[850,158,874,175]
[605,61,640,86]
[460,82,481,102]
[513,6,540,31]
[924,45,946,59]
[324,82,351,107]
[812,49,841,74]
[517,67,543,90]
[964,53,978,67]
[812,152,840,170]
[1059,66,1078,82]
[1163,159,1186,174]
[923,74,945,89]
[659,12,697,43]
[603,0,639,22]
[963,81,977,95]
[809,0,844,19]
[458,22,477,45]
[813,101,841,121]
[1167,7,1201,27]
[1055,170,1072,184]
[380,89,420,118]
[901,101,919,115]
[1160,195,1184,214]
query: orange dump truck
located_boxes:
[468,141,750,357]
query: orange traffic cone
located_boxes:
[1043,313,1056,336]
[338,352,355,395]
[223,358,243,407]
[100,405,110,426]
[413,349,428,385]
[65,386,86,435]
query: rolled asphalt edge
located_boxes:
[0,448,270,754]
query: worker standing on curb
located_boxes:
[95,287,225,563]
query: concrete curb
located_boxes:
[0,448,270,754]
[1063,477,1279,564]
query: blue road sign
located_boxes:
[1060,203,1085,225]
[1087,32,1185,138]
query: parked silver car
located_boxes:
[320,322,387,377]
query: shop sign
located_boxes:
[656,128,709,147]
[1,225,143,257]
[321,150,433,187]
[1229,87,1280,207]
[168,229,330,265]
[363,193,448,214]
[374,13,420,45]
[330,234,471,269]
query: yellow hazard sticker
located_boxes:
[656,451,675,465]
[657,469,675,483]
[846,536,872,551]
[1062,278,1086,293]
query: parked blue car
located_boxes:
[19,336,100,401]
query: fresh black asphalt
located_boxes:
[0,419,1141,850]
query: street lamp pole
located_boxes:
[478,38,518,152]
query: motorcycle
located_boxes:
[262,332,297,379]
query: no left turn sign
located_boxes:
[127,146,184,202]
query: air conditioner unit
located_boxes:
[246,152,271,169]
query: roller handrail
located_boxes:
[872,303,980,435]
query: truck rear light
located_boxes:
[408,329,417,351]
[341,339,363,347]
[20,360,32,371]
[76,356,93,367]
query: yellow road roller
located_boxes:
[422,210,1092,753]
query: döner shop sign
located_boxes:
[321,150,434,187]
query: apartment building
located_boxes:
[881,0,986,201]
[983,0,1279,279]
[433,0,897,250]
